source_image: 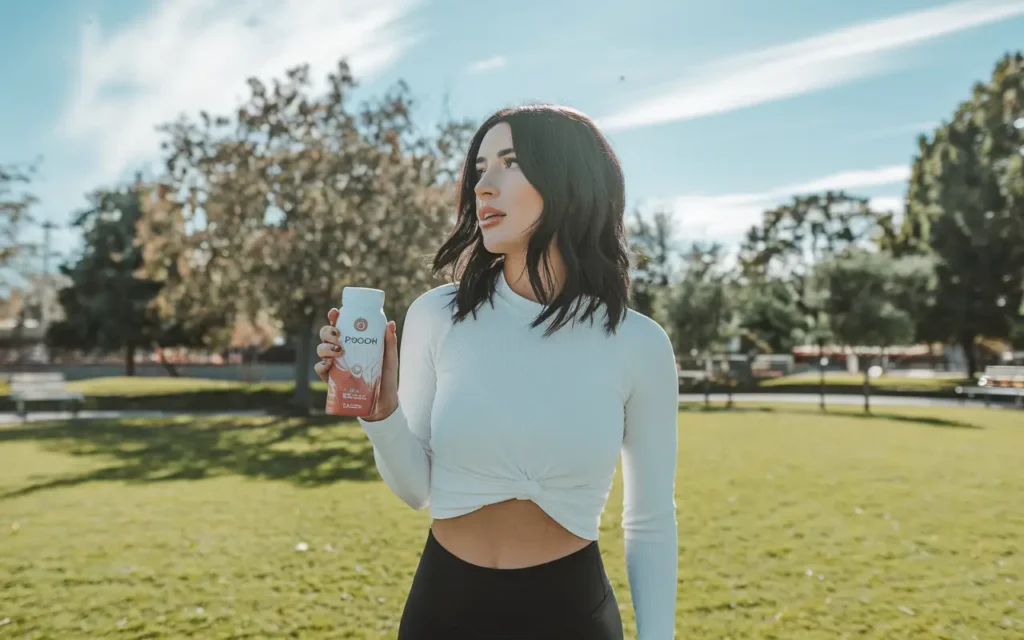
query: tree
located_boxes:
[159,60,474,414]
[627,206,678,318]
[47,183,164,375]
[735,277,807,354]
[816,250,931,412]
[134,181,237,371]
[47,179,223,375]
[901,52,1024,376]
[738,192,888,355]
[661,242,732,406]
[0,161,37,276]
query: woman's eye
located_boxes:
[503,157,518,168]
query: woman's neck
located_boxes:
[502,249,566,304]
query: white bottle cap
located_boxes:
[342,287,385,308]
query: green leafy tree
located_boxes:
[735,277,807,354]
[47,184,165,375]
[627,206,678,318]
[661,242,732,404]
[47,180,226,375]
[159,60,474,414]
[900,52,1024,376]
[738,192,889,354]
[817,250,931,412]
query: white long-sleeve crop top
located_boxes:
[357,269,679,638]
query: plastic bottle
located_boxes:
[326,287,387,417]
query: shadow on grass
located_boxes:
[838,411,982,430]
[0,415,378,501]
[678,403,982,429]
[679,405,776,414]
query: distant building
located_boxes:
[0,272,69,363]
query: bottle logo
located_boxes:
[354,317,368,332]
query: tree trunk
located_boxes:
[863,359,871,414]
[154,343,181,377]
[125,343,136,377]
[703,357,711,408]
[819,340,826,412]
[962,332,978,379]
[292,318,315,416]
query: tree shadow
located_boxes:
[837,410,982,430]
[678,403,982,429]
[0,415,379,501]
[679,405,777,414]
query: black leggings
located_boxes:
[397,528,624,639]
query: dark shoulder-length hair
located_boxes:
[432,103,632,338]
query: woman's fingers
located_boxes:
[319,324,340,344]
[313,359,332,383]
[314,309,341,383]
[317,342,344,359]
[383,321,398,373]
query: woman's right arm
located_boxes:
[354,294,438,510]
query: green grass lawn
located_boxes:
[759,372,970,392]
[0,372,966,401]
[65,376,328,396]
[1,406,1021,638]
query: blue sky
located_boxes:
[3,0,1024,269]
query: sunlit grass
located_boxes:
[0,405,1021,638]
[759,372,969,392]
[0,376,329,398]
[65,376,328,396]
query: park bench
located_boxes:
[955,365,1024,408]
[9,372,85,418]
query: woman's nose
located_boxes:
[474,177,497,199]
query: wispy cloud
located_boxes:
[598,0,1024,131]
[467,56,507,74]
[651,164,910,239]
[866,195,905,214]
[57,0,422,201]
[784,165,910,194]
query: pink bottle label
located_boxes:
[325,311,384,417]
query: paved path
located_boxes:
[678,393,1013,409]
[1,394,1015,424]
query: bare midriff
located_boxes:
[430,499,593,569]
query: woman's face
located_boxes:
[473,122,544,255]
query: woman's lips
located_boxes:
[479,213,505,228]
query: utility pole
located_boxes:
[39,219,57,327]
[41,219,56,276]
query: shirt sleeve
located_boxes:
[356,291,441,510]
[621,320,679,639]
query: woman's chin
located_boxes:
[482,235,514,255]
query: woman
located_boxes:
[314,104,679,639]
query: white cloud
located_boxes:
[467,56,507,74]
[649,164,910,240]
[867,196,905,214]
[56,0,422,201]
[597,0,1024,131]
[785,165,910,194]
